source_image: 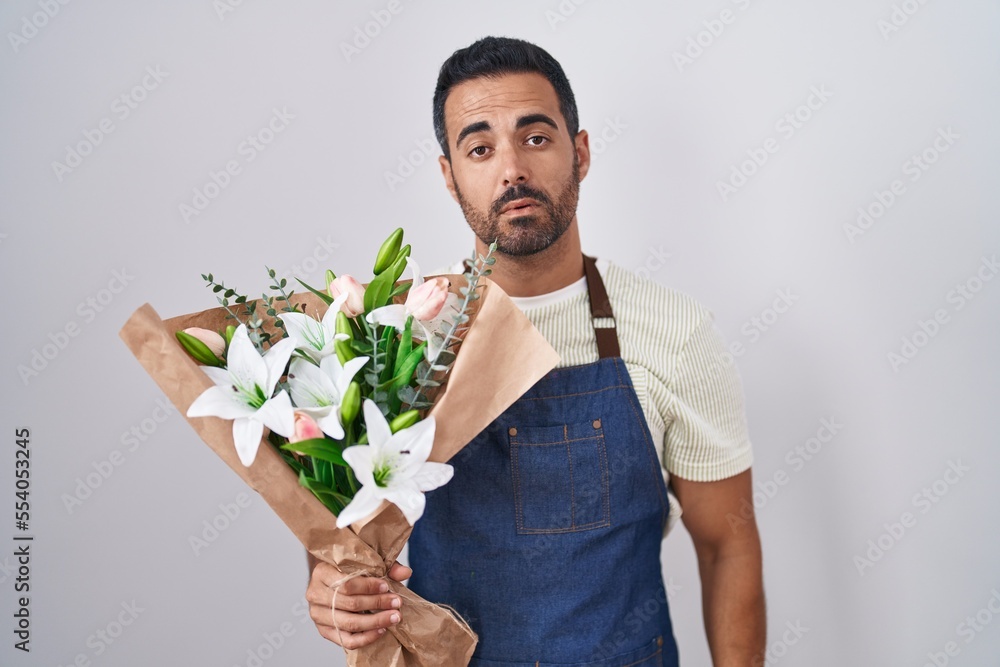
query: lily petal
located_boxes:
[362,399,392,452]
[233,417,265,466]
[342,445,377,488]
[187,386,256,420]
[366,304,408,331]
[262,337,297,393]
[255,390,295,438]
[335,485,382,528]
[315,409,345,440]
[384,480,427,525]
[288,358,336,408]
[410,461,454,492]
[227,325,268,393]
[201,366,231,386]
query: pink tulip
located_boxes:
[290,411,323,443]
[328,275,366,317]
[182,327,226,357]
[406,276,450,321]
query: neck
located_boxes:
[473,218,584,298]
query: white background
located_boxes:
[1,1,998,666]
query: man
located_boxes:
[307,36,765,666]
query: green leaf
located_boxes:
[298,471,344,514]
[388,281,412,299]
[296,277,334,306]
[281,438,348,466]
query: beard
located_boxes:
[454,156,580,257]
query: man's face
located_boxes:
[439,72,590,257]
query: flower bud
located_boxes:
[290,411,323,443]
[334,312,357,365]
[406,276,450,321]
[389,409,421,434]
[184,327,226,357]
[328,275,366,317]
[373,227,404,275]
[340,382,361,426]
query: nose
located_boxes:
[500,145,530,187]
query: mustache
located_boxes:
[491,184,551,216]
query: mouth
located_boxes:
[500,198,540,216]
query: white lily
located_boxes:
[336,399,453,528]
[187,324,297,466]
[366,257,461,358]
[281,292,350,363]
[286,354,368,439]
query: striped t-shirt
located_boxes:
[434,256,755,535]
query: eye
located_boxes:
[469,146,489,157]
[526,135,548,146]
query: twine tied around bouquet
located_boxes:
[329,569,477,650]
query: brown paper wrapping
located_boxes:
[118,275,559,667]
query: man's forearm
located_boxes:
[698,548,766,666]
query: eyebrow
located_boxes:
[455,113,561,148]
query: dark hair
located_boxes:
[433,36,579,160]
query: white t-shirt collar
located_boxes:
[442,256,609,311]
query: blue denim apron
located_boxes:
[409,254,680,666]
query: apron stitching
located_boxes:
[565,426,577,527]
[517,384,630,401]
[616,362,670,518]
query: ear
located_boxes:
[439,155,459,204]
[574,129,591,182]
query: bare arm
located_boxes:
[671,468,766,666]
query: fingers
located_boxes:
[306,567,404,649]
[389,562,412,582]
[315,618,392,650]
[311,607,401,649]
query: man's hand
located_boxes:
[306,553,412,650]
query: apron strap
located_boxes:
[461,252,622,359]
[583,253,621,359]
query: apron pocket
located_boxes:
[509,418,611,534]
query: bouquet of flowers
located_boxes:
[119,228,560,667]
